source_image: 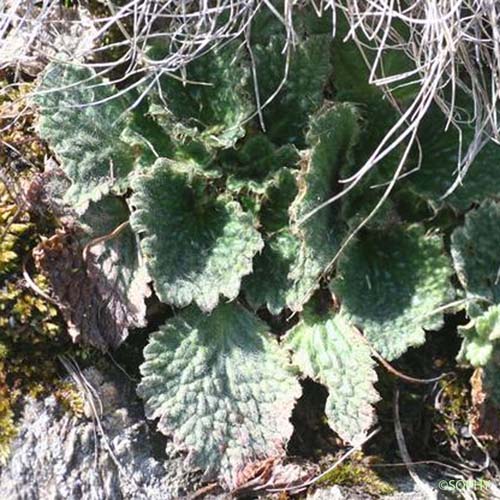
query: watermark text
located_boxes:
[438,478,490,492]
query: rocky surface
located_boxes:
[0,366,201,500]
[307,484,434,500]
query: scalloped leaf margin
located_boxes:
[137,303,301,487]
[284,312,379,444]
[330,225,455,361]
[129,159,263,312]
[286,103,360,312]
[34,63,135,213]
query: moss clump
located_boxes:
[434,376,470,439]
[54,381,84,417]
[0,357,17,466]
[0,176,71,388]
[0,81,47,172]
[0,276,60,341]
[0,182,32,276]
[0,82,95,463]
[315,452,395,496]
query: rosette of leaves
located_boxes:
[330,225,454,360]
[130,158,263,312]
[137,303,301,488]
[34,64,136,213]
[29,12,498,488]
[284,308,379,444]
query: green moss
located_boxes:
[0,82,47,169]
[0,277,61,339]
[54,381,84,417]
[0,183,32,276]
[432,376,471,441]
[0,83,96,463]
[315,452,395,496]
[0,361,17,466]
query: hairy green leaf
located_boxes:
[338,100,407,228]
[331,225,454,360]
[137,303,301,487]
[242,168,300,315]
[129,159,263,312]
[251,2,332,42]
[243,230,299,315]
[80,195,130,241]
[223,134,298,195]
[284,311,379,444]
[121,98,174,170]
[220,135,299,215]
[451,200,500,307]
[35,64,135,212]
[252,34,332,146]
[287,103,359,311]
[408,112,500,213]
[149,42,251,148]
[458,305,500,367]
[259,167,299,233]
[332,30,415,104]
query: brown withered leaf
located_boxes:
[470,368,500,441]
[33,224,149,350]
[232,457,318,496]
[22,160,74,221]
[80,196,150,332]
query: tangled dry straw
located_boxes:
[1,0,500,223]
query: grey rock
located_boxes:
[308,485,345,499]
[308,483,436,500]
[0,367,202,500]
